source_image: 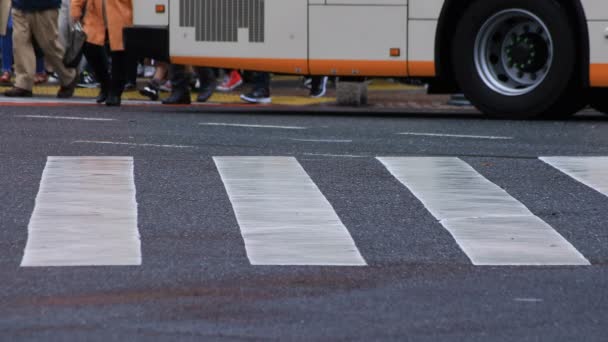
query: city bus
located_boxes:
[126,0,608,118]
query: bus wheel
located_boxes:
[452,0,582,118]
[590,89,608,115]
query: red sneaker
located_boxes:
[0,71,11,85]
[216,70,243,92]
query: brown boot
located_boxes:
[57,73,79,98]
[4,87,33,97]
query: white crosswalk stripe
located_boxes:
[17,155,607,268]
[214,157,367,266]
[540,157,608,197]
[377,157,590,266]
[21,157,141,267]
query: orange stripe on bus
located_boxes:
[590,64,608,87]
[171,56,309,75]
[309,60,407,77]
[408,61,436,77]
[172,56,416,76]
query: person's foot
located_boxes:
[57,73,79,98]
[159,80,172,92]
[0,71,11,85]
[196,86,215,103]
[123,82,136,92]
[105,94,121,106]
[4,87,33,97]
[46,72,60,85]
[217,70,243,92]
[34,72,48,85]
[161,90,191,105]
[240,88,271,104]
[76,71,99,88]
[139,81,160,101]
[96,87,108,104]
[302,77,312,89]
[310,76,329,98]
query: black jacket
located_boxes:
[12,0,61,12]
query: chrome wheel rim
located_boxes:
[474,9,553,96]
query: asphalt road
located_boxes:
[0,104,607,341]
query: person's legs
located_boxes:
[1,26,13,84]
[162,64,191,105]
[34,54,48,84]
[1,29,13,70]
[57,0,70,48]
[124,50,137,89]
[195,67,216,102]
[240,72,271,104]
[309,76,328,98]
[106,50,126,106]
[8,9,35,95]
[30,8,76,97]
[139,61,168,101]
[82,42,110,103]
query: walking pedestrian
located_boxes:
[0,0,9,37]
[4,0,78,98]
[71,0,133,106]
[161,64,216,105]
[240,72,271,104]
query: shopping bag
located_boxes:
[63,22,87,68]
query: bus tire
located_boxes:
[590,89,608,115]
[452,0,581,118]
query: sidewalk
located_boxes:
[0,76,477,113]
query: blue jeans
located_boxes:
[1,27,45,74]
[1,30,13,73]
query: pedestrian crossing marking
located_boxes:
[21,157,141,267]
[378,157,590,266]
[15,155,604,268]
[214,157,367,266]
[540,157,608,197]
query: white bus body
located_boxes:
[128,0,608,117]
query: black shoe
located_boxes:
[96,87,108,104]
[4,87,33,97]
[196,86,215,103]
[139,82,160,101]
[77,71,99,88]
[240,88,271,104]
[105,94,121,107]
[162,90,191,105]
[57,73,79,98]
[310,76,328,98]
[123,82,136,92]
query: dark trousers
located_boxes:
[169,64,216,93]
[83,42,127,97]
[252,72,270,92]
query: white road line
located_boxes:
[290,139,352,143]
[214,156,367,266]
[398,132,513,140]
[378,157,589,266]
[21,157,141,266]
[73,140,196,149]
[303,153,367,158]
[200,122,307,130]
[16,115,117,121]
[514,298,544,303]
[540,157,608,197]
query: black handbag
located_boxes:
[63,22,87,68]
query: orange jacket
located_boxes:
[71,0,133,51]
